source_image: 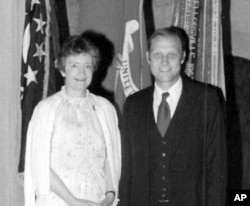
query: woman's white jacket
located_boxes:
[24,90,121,206]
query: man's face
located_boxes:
[147,35,185,90]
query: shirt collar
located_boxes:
[154,77,183,106]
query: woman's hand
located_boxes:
[72,198,99,206]
[100,192,115,206]
[72,192,115,206]
[50,168,99,206]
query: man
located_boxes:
[118,26,227,206]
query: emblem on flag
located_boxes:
[118,19,140,97]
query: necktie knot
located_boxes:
[161,92,169,102]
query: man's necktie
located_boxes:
[157,92,171,136]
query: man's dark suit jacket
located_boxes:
[118,77,227,206]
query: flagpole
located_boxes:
[43,0,51,99]
[139,0,144,90]
[202,2,208,205]
[114,54,121,96]
[201,0,208,83]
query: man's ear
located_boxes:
[181,51,186,64]
[146,51,151,65]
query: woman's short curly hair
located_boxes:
[57,35,100,72]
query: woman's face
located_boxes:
[61,53,95,97]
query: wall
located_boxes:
[66,0,124,92]
[0,0,24,205]
[230,0,250,59]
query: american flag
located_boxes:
[19,0,58,173]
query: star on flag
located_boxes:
[33,13,46,34]
[24,65,38,86]
[33,42,46,62]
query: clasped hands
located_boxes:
[72,192,115,206]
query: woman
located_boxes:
[24,35,121,206]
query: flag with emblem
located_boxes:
[18,0,59,173]
[114,0,152,111]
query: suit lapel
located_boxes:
[166,78,197,158]
[131,87,153,204]
[140,87,154,157]
[136,87,154,142]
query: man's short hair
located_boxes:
[147,26,188,53]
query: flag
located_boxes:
[114,0,152,111]
[18,0,59,174]
[172,0,226,97]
